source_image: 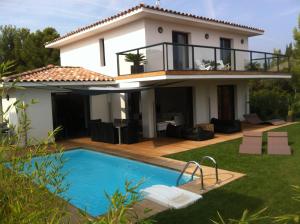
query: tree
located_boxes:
[286,43,293,57]
[291,14,300,92]
[0,25,60,73]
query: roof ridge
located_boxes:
[46,4,264,46]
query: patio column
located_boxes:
[236,81,248,120]
[141,89,156,138]
[193,84,210,124]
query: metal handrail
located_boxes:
[200,156,219,184]
[117,42,287,57]
[116,42,290,76]
[176,161,204,190]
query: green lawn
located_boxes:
[154,123,300,224]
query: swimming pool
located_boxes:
[29,148,190,216]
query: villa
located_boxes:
[1,3,297,221]
[2,3,291,143]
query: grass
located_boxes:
[154,123,300,224]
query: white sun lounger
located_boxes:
[140,185,202,209]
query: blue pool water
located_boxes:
[29,148,189,216]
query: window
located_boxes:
[99,38,106,66]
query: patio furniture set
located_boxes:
[165,118,242,141]
[90,119,140,144]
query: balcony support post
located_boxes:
[277,55,280,72]
[250,51,253,71]
[117,53,120,76]
[192,46,195,70]
[264,53,267,71]
[166,43,169,70]
[233,49,236,71]
[214,48,217,70]
[162,43,166,71]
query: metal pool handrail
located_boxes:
[200,156,219,184]
[176,161,204,190]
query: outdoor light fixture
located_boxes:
[6,94,9,101]
[205,33,209,39]
[158,27,163,33]
[241,39,245,44]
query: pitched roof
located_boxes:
[6,65,115,82]
[46,4,264,46]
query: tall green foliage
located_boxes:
[291,15,300,91]
[250,14,300,119]
[0,61,69,223]
[0,25,60,73]
[250,88,289,120]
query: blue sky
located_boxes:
[0,0,299,52]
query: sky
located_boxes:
[0,0,299,52]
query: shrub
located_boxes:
[0,61,70,223]
[250,89,289,120]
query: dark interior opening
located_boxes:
[217,85,235,121]
[126,92,143,137]
[155,87,194,128]
[172,31,189,70]
[52,93,90,140]
[220,38,232,66]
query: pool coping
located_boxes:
[56,145,245,222]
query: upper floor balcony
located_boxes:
[116,42,290,77]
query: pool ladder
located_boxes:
[176,156,219,190]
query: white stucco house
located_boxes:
[2,4,291,142]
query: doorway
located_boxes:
[52,93,90,140]
[155,87,194,128]
[127,92,142,137]
[172,31,189,70]
[217,85,235,121]
[220,38,232,66]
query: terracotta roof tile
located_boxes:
[6,65,115,82]
[47,4,264,46]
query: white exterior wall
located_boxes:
[141,89,156,138]
[60,20,146,76]
[2,89,54,143]
[145,19,249,48]
[90,93,128,122]
[90,94,111,122]
[144,19,249,71]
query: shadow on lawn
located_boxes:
[154,188,265,224]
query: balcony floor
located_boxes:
[116,69,291,81]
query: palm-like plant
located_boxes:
[273,185,300,223]
[125,53,147,66]
[211,208,268,224]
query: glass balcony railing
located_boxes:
[116,42,290,76]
